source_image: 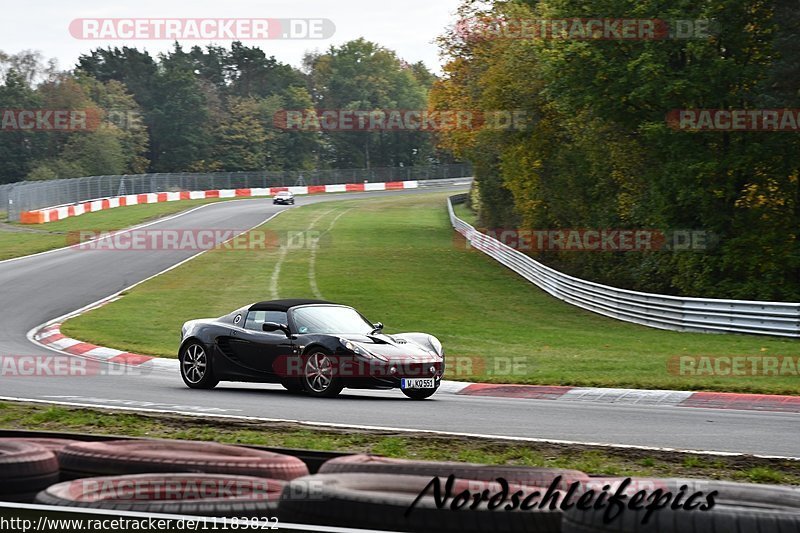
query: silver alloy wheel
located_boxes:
[182,344,207,384]
[304,352,333,393]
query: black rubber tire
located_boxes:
[301,350,344,398]
[0,441,60,503]
[562,477,800,532]
[280,379,305,393]
[58,439,309,480]
[319,454,589,489]
[0,437,79,456]
[402,386,439,400]
[279,473,559,532]
[179,341,219,389]
[35,473,284,517]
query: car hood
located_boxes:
[338,333,439,361]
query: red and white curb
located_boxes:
[20,180,419,224]
[31,324,800,413]
[454,382,800,413]
[33,323,176,372]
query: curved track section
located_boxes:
[0,188,798,458]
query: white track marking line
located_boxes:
[0,395,795,461]
[26,209,293,350]
[559,388,694,406]
[0,199,263,266]
[24,190,446,341]
[269,246,291,299]
[309,208,352,299]
[2,187,465,266]
[269,208,334,300]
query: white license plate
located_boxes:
[401,378,435,389]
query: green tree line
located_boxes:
[432,0,800,300]
[0,39,452,184]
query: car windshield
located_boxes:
[291,306,373,335]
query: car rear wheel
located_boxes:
[402,386,439,400]
[180,342,219,389]
[302,350,343,398]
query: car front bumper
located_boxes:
[338,359,444,389]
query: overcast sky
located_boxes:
[5,0,464,75]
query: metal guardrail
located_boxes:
[448,194,800,337]
[417,177,473,189]
[5,164,472,221]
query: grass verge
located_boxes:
[0,198,228,261]
[63,192,800,394]
[453,202,478,225]
[0,401,797,484]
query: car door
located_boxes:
[226,310,293,375]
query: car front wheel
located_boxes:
[302,351,343,398]
[180,342,219,389]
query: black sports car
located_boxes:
[179,299,444,399]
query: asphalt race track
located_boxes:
[1,187,798,459]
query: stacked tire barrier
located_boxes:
[0,437,798,531]
[0,441,60,502]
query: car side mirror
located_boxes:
[372,322,384,331]
[263,322,290,336]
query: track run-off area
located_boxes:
[0,186,798,459]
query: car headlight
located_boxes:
[428,336,443,356]
[341,339,371,356]
[341,339,387,361]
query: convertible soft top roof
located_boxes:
[249,299,334,312]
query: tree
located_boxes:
[213,96,267,171]
[147,49,212,172]
[261,86,325,170]
[227,42,306,98]
[304,39,437,168]
[78,76,149,173]
[432,0,800,299]
[0,69,42,183]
